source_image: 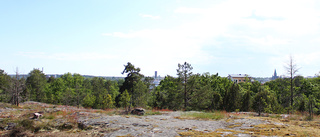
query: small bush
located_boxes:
[58,122,73,130]
[18,119,34,131]
[8,127,27,137]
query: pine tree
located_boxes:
[120,90,131,111]
[176,62,193,110]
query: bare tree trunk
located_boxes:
[184,73,187,110]
[285,55,299,113]
[290,58,293,110]
[12,67,22,106]
[290,75,293,109]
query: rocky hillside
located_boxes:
[0,102,320,136]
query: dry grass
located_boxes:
[179,130,222,136]
[227,123,243,128]
[245,113,320,136]
[178,122,320,137]
[243,122,320,136]
[178,112,320,137]
[32,130,92,137]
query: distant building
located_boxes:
[228,74,252,83]
[254,77,271,84]
[155,71,158,79]
[271,69,279,80]
[153,71,163,87]
[305,76,317,79]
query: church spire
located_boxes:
[272,69,279,80]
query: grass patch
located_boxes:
[0,118,14,129]
[269,114,281,119]
[145,110,161,115]
[44,114,55,119]
[180,111,226,120]
[0,103,20,109]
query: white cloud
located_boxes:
[102,0,320,76]
[268,52,320,76]
[139,14,160,19]
[241,0,320,36]
[295,52,320,65]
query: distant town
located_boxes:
[8,69,318,86]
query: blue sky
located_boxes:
[1,0,320,77]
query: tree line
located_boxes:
[0,63,154,110]
[0,62,320,116]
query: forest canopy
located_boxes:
[1,62,320,116]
